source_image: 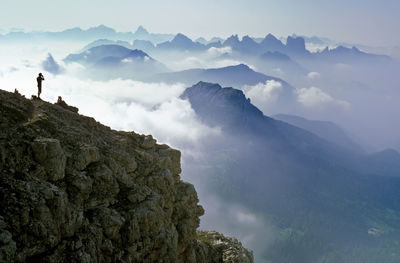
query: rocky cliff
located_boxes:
[0,89,253,263]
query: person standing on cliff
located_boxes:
[36,73,44,98]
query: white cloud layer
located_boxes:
[307,71,321,80]
[0,61,220,148]
[206,46,232,57]
[243,80,283,110]
[296,86,350,110]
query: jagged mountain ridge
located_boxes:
[0,89,253,263]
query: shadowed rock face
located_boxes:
[0,89,253,263]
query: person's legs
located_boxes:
[38,85,41,98]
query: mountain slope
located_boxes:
[273,114,364,153]
[0,89,253,263]
[157,33,206,51]
[181,82,400,263]
[257,51,308,76]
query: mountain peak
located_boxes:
[286,36,307,53]
[242,35,254,41]
[87,25,116,34]
[260,34,285,51]
[228,34,239,41]
[182,81,264,129]
[134,25,149,35]
[224,34,240,46]
[173,33,192,42]
[265,33,279,41]
[193,81,222,90]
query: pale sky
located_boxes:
[1,0,399,47]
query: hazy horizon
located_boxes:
[1,0,400,48]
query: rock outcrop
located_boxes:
[196,231,254,263]
[0,89,253,263]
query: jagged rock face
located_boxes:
[0,90,253,263]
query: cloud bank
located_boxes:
[243,80,283,107]
[296,86,350,110]
[0,61,220,149]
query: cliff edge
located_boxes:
[0,89,253,263]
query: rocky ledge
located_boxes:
[0,89,253,263]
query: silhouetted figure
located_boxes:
[36,73,44,98]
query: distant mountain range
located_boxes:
[0,25,391,64]
[317,46,391,63]
[0,25,174,44]
[156,33,222,51]
[76,32,391,74]
[195,37,224,45]
[131,26,175,44]
[182,81,400,263]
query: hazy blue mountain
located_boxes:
[218,33,391,66]
[64,44,167,79]
[223,35,241,49]
[260,51,292,61]
[260,33,286,52]
[363,149,400,177]
[285,36,311,57]
[131,25,174,44]
[157,33,206,51]
[182,81,400,263]
[50,25,134,41]
[0,25,173,43]
[150,64,288,87]
[41,53,63,75]
[222,34,311,57]
[291,34,332,45]
[316,46,391,63]
[65,44,133,64]
[0,25,134,42]
[80,39,133,52]
[133,25,149,38]
[273,114,364,153]
[239,35,263,54]
[258,51,308,75]
[132,39,155,53]
[223,35,262,54]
